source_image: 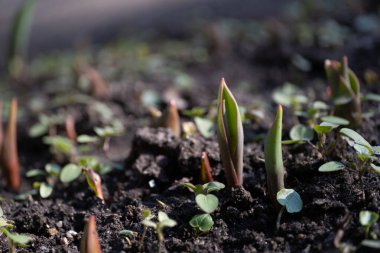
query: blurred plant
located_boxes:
[80,215,102,253]
[27,163,61,198]
[29,114,65,137]
[325,57,361,127]
[83,167,104,203]
[7,0,37,78]
[200,152,214,183]
[183,181,224,233]
[217,78,244,187]
[1,98,20,191]
[276,188,303,229]
[359,210,379,239]
[142,210,176,253]
[272,83,307,113]
[158,100,181,137]
[0,206,33,252]
[76,63,108,99]
[65,114,77,142]
[119,229,137,246]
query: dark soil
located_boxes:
[1,1,380,252]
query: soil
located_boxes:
[1,1,380,253]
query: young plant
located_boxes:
[80,215,102,253]
[217,78,244,187]
[139,209,154,253]
[27,163,62,198]
[65,114,77,142]
[119,229,137,246]
[1,98,20,191]
[83,167,105,203]
[183,181,225,233]
[276,188,303,229]
[325,56,361,127]
[200,152,214,183]
[29,114,65,137]
[159,100,181,137]
[264,105,284,206]
[359,210,379,239]
[141,210,177,253]
[0,206,33,252]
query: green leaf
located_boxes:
[217,79,244,187]
[2,229,32,246]
[361,240,380,249]
[157,211,177,228]
[142,220,156,228]
[321,116,349,125]
[340,128,372,150]
[195,194,219,214]
[360,210,379,227]
[372,146,380,155]
[39,183,53,198]
[26,169,46,177]
[313,124,333,134]
[370,164,380,174]
[60,164,82,183]
[28,123,48,137]
[194,117,214,138]
[203,182,225,193]
[366,93,380,102]
[318,161,345,172]
[290,124,314,141]
[77,135,99,143]
[312,101,329,110]
[119,230,137,237]
[189,214,214,232]
[277,188,303,213]
[45,163,61,176]
[282,139,304,145]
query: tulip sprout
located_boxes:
[200,152,214,183]
[159,100,181,137]
[80,215,102,253]
[217,78,244,187]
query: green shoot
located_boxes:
[276,188,303,230]
[264,104,284,207]
[359,210,379,239]
[217,78,244,187]
[142,210,176,253]
[80,215,102,253]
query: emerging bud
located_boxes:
[65,114,77,142]
[200,152,213,183]
[161,100,181,137]
[83,168,104,203]
[80,215,102,253]
[77,64,108,99]
[1,98,20,191]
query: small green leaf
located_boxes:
[194,117,214,138]
[60,164,81,183]
[195,194,218,214]
[340,128,372,150]
[203,182,225,193]
[360,211,379,227]
[290,124,314,141]
[366,93,380,102]
[158,211,177,228]
[321,116,349,125]
[282,139,304,145]
[373,146,380,155]
[26,169,46,177]
[370,164,380,174]
[28,124,48,137]
[45,163,60,176]
[277,188,303,213]
[119,230,137,237]
[39,183,53,198]
[313,124,334,134]
[318,161,345,172]
[361,240,380,249]
[4,230,32,246]
[189,214,214,232]
[77,135,99,143]
[312,101,329,110]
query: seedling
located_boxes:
[139,209,154,253]
[65,114,77,142]
[194,117,214,138]
[43,135,76,162]
[80,215,102,253]
[0,206,32,252]
[83,168,104,203]
[264,105,284,207]
[217,78,244,187]
[29,114,65,137]
[200,152,214,183]
[183,181,224,233]
[360,210,379,239]
[1,98,20,191]
[142,210,176,253]
[159,100,181,137]
[276,188,303,229]
[272,83,307,113]
[119,229,137,246]
[325,57,361,127]
[76,63,108,99]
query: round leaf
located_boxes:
[26,169,46,177]
[321,116,349,126]
[196,194,219,214]
[277,188,303,213]
[189,214,214,232]
[340,128,372,150]
[39,183,53,198]
[318,161,345,172]
[77,135,99,143]
[60,164,81,183]
[194,117,214,138]
[313,124,333,134]
[203,182,225,193]
[360,211,379,227]
[290,124,314,141]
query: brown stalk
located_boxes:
[77,64,108,99]
[80,215,102,253]
[200,152,213,183]
[1,98,20,191]
[65,114,77,142]
[161,100,181,137]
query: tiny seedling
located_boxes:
[194,117,214,138]
[0,206,33,252]
[325,57,361,127]
[272,83,307,113]
[200,152,214,183]
[359,210,379,239]
[65,114,77,142]
[1,98,20,191]
[80,215,102,253]
[183,181,224,233]
[264,105,285,207]
[139,209,154,253]
[141,210,176,253]
[119,229,137,246]
[83,168,105,203]
[276,188,303,230]
[217,78,244,187]
[158,100,181,137]
[29,114,65,138]
[43,135,76,162]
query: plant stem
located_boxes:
[157,229,163,253]
[138,226,147,253]
[365,226,369,239]
[9,238,16,253]
[276,206,285,231]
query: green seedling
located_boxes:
[183,181,224,233]
[142,210,176,253]
[29,114,65,138]
[359,210,379,239]
[83,168,105,203]
[43,135,76,162]
[119,229,137,246]
[276,188,303,230]
[325,57,361,127]
[0,206,33,252]
[139,209,154,253]
[272,83,307,113]
[200,152,214,183]
[7,0,37,78]
[194,117,214,138]
[264,105,285,207]
[80,215,102,253]
[182,121,197,138]
[1,98,20,191]
[217,78,244,187]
